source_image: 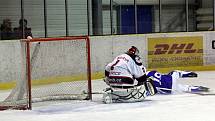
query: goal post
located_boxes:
[0,36,92,110]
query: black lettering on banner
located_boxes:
[213,40,215,49]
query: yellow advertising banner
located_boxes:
[148,36,203,68]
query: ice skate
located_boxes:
[190,86,209,92]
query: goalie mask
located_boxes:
[127,46,139,56]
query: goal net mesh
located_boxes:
[0,36,91,110]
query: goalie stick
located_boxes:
[83,90,104,94]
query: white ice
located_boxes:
[0,71,215,121]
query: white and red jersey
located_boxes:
[105,54,146,79]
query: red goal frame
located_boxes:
[0,36,92,110]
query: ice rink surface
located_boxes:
[0,71,215,121]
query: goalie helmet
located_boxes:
[127,46,139,56]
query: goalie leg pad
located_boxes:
[102,85,148,103]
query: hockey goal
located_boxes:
[0,36,92,110]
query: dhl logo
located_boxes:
[149,43,203,55]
